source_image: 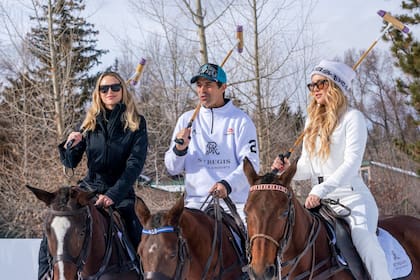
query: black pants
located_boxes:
[116,200,143,249]
[38,236,50,280]
[37,200,142,279]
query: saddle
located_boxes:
[97,207,141,276]
[313,201,414,280]
[310,200,369,280]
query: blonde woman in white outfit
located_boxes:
[272,60,391,280]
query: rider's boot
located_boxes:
[38,235,52,280]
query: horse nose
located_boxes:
[248,265,277,280]
[264,264,277,278]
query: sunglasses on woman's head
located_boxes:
[307,79,328,91]
[99,83,122,94]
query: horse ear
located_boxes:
[243,157,259,185]
[280,158,298,186]
[76,188,96,206]
[135,195,151,225]
[168,193,184,226]
[26,185,55,206]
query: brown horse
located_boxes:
[242,158,420,280]
[27,185,141,280]
[135,194,246,280]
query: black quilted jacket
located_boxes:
[58,103,148,205]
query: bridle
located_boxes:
[46,205,93,279]
[46,205,121,280]
[246,183,323,280]
[247,184,295,277]
[141,226,190,280]
[141,196,242,280]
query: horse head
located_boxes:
[135,194,190,280]
[243,157,297,280]
[27,185,96,280]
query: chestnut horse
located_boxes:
[27,185,141,280]
[135,194,246,280]
[242,158,420,280]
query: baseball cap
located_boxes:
[190,63,227,84]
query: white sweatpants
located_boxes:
[328,189,391,280]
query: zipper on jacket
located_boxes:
[211,108,214,134]
[98,119,109,168]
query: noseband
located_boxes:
[46,206,92,276]
[142,226,189,280]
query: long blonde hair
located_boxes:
[81,72,140,132]
[304,77,348,160]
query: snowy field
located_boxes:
[0,238,41,279]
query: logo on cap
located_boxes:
[190,63,227,84]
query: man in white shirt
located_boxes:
[165,63,259,222]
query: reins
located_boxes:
[83,207,115,280]
[200,193,247,279]
[247,184,352,280]
[247,184,325,280]
[201,193,224,279]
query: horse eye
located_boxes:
[278,209,289,218]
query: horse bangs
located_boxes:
[57,187,71,211]
[150,212,167,228]
[260,172,278,184]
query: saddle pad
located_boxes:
[377,228,412,279]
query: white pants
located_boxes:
[329,189,391,280]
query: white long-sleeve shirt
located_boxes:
[165,100,260,204]
[294,108,370,198]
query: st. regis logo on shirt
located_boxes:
[206,142,220,155]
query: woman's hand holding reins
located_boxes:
[95,194,114,208]
[304,194,321,209]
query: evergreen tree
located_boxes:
[384,1,419,167]
[0,0,108,237]
[26,0,107,136]
[386,0,420,113]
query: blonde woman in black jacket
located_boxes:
[38,71,148,279]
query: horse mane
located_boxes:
[260,172,279,184]
[149,207,210,229]
[150,212,167,228]
[52,186,92,212]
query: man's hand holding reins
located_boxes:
[209,182,227,199]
